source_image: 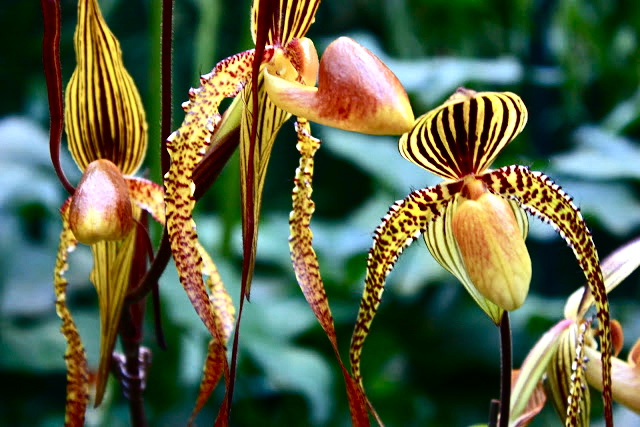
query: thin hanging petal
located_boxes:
[239,74,291,297]
[56,200,89,425]
[350,183,457,387]
[65,0,147,175]
[289,118,371,425]
[399,89,527,180]
[565,235,640,320]
[251,0,321,46]
[89,209,139,407]
[189,245,235,424]
[482,165,613,423]
[165,49,253,339]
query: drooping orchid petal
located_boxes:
[164,49,254,341]
[54,201,89,425]
[349,88,613,425]
[64,0,147,175]
[289,118,371,425]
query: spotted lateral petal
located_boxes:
[423,195,528,324]
[164,49,253,339]
[189,246,235,424]
[545,321,591,426]
[481,165,613,424]
[350,183,457,387]
[89,207,139,406]
[126,177,165,225]
[251,0,321,46]
[239,73,291,296]
[399,90,527,181]
[55,201,89,425]
[65,0,147,175]
[289,119,370,425]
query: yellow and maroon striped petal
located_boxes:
[164,49,253,339]
[239,74,292,297]
[289,118,371,425]
[545,321,591,426]
[399,89,527,180]
[349,183,457,387]
[481,165,613,423]
[189,246,235,424]
[89,206,139,406]
[56,200,89,425]
[65,0,147,175]
[251,0,321,46]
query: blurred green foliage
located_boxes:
[1,0,640,425]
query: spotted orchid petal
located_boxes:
[189,246,235,424]
[481,165,613,423]
[126,177,166,225]
[565,235,640,320]
[64,0,147,175]
[164,49,253,340]
[54,200,89,425]
[585,337,640,413]
[350,183,457,387]
[289,118,371,425]
[399,89,527,180]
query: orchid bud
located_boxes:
[452,178,532,311]
[68,159,134,244]
[264,36,414,135]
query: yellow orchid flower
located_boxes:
[349,87,614,425]
[163,0,413,422]
[40,0,231,424]
[510,236,640,426]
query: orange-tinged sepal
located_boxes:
[69,159,134,245]
[265,37,414,135]
[452,178,531,311]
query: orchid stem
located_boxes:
[498,311,512,427]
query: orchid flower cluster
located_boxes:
[40,0,624,426]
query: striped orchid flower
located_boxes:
[163,0,413,423]
[43,0,170,424]
[510,236,640,426]
[348,87,614,425]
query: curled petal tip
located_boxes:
[452,180,531,311]
[68,159,134,244]
[266,36,414,135]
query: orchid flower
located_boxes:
[43,0,171,423]
[348,87,614,424]
[163,0,413,422]
[510,236,640,426]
